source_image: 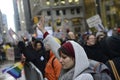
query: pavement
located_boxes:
[0,60,26,80]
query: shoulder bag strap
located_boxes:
[109,60,120,80]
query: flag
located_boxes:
[8,28,19,40]
[2,62,24,79]
[6,28,21,44]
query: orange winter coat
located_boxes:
[45,51,62,80]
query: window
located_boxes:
[56,10,60,16]
[72,18,81,25]
[74,27,80,33]
[106,5,110,11]
[68,0,73,4]
[56,19,61,26]
[61,0,65,5]
[46,0,50,6]
[47,11,51,16]
[74,0,79,3]
[76,8,80,14]
[48,20,52,26]
[71,9,75,14]
[54,0,59,3]
[54,0,59,6]
[68,0,73,3]
[62,9,66,15]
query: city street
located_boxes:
[0,60,26,80]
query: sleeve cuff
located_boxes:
[43,31,49,38]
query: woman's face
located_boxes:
[59,52,75,70]
[36,43,42,50]
[86,35,96,46]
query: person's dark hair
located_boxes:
[18,41,25,49]
[86,34,95,40]
[17,41,25,53]
[34,40,44,49]
[32,37,36,42]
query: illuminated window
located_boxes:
[69,0,74,4]
[54,0,59,6]
[46,0,50,6]
[54,3,57,6]
[33,16,39,24]
[69,0,73,3]
[61,0,65,5]
[56,19,61,26]
[74,0,79,3]
[72,18,81,25]
[64,18,69,23]
[74,0,79,4]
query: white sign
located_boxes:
[45,26,53,35]
[86,14,102,28]
[86,14,104,31]
[36,26,53,39]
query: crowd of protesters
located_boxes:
[0,16,120,80]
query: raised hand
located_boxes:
[37,16,46,34]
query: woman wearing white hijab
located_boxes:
[37,17,93,80]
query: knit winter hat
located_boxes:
[117,28,120,33]
[61,41,75,58]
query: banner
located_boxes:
[5,28,20,43]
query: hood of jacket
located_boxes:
[65,41,89,79]
[43,35,89,79]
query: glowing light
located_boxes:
[69,0,73,3]
[61,1,65,4]
[75,0,79,2]
[12,34,17,40]
[46,1,50,5]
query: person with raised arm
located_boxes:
[37,16,93,80]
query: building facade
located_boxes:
[84,0,120,29]
[13,0,21,32]
[30,0,86,33]
[15,0,120,35]
[16,0,33,34]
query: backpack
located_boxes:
[83,60,112,80]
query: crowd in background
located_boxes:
[0,17,120,80]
